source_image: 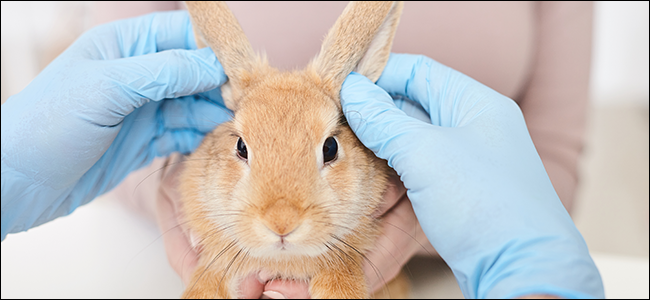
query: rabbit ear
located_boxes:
[185,1,264,110]
[310,1,403,99]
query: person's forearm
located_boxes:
[518,2,593,212]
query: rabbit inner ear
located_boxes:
[354,2,403,83]
[308,2,403,98]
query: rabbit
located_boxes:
[179,1,406,298]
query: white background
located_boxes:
[590,1,649,106]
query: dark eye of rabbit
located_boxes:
[323,137,338,163]
[237,137,248,160]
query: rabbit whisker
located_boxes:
[128,215,230,268]
[326,240,391,298]
[132,157,221,196]
[381,221,436,258]
[313,209,434,262]
[316,221,408,275]
[325,219,418,284]
[326,238,390,297]
[231,249,249,280]
[330,234,390,298]
[175,221,240,284]
[326,240,358,268]
[323,242,345,266]
[188,240,238,295]
[215,247,244,298]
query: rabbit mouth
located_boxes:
[276,241,288,250]
[263,240,308,256]
[247,239,329,259]
[273,239,292,251]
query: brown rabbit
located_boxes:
[179,1,406,298]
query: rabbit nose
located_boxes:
[263,199,301,237]
[276,232,294,244]
[264,220,300,239]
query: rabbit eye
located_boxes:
[237,137,248,160]
[323,137,338,163]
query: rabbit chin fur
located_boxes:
[180,1,404,298]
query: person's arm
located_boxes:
[517,2,593,212]
[341,53,604,298]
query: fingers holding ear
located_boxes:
[106,47,227,107]
[341,72,431,166]
[158,95,232,134]
[150,93,232,157]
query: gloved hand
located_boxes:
[1,11,230,241]
[340,53,604,298]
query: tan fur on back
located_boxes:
[181,2,405,298]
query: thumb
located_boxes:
[341,72,429,165]
[109,47,227,105]
[264,280,311,299]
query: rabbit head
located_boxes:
[181,1,403,298]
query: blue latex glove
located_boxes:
[341,54,604,298]
[1,11,230,241]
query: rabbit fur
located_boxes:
[180,1,405,298]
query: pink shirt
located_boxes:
[94,1,593,212]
